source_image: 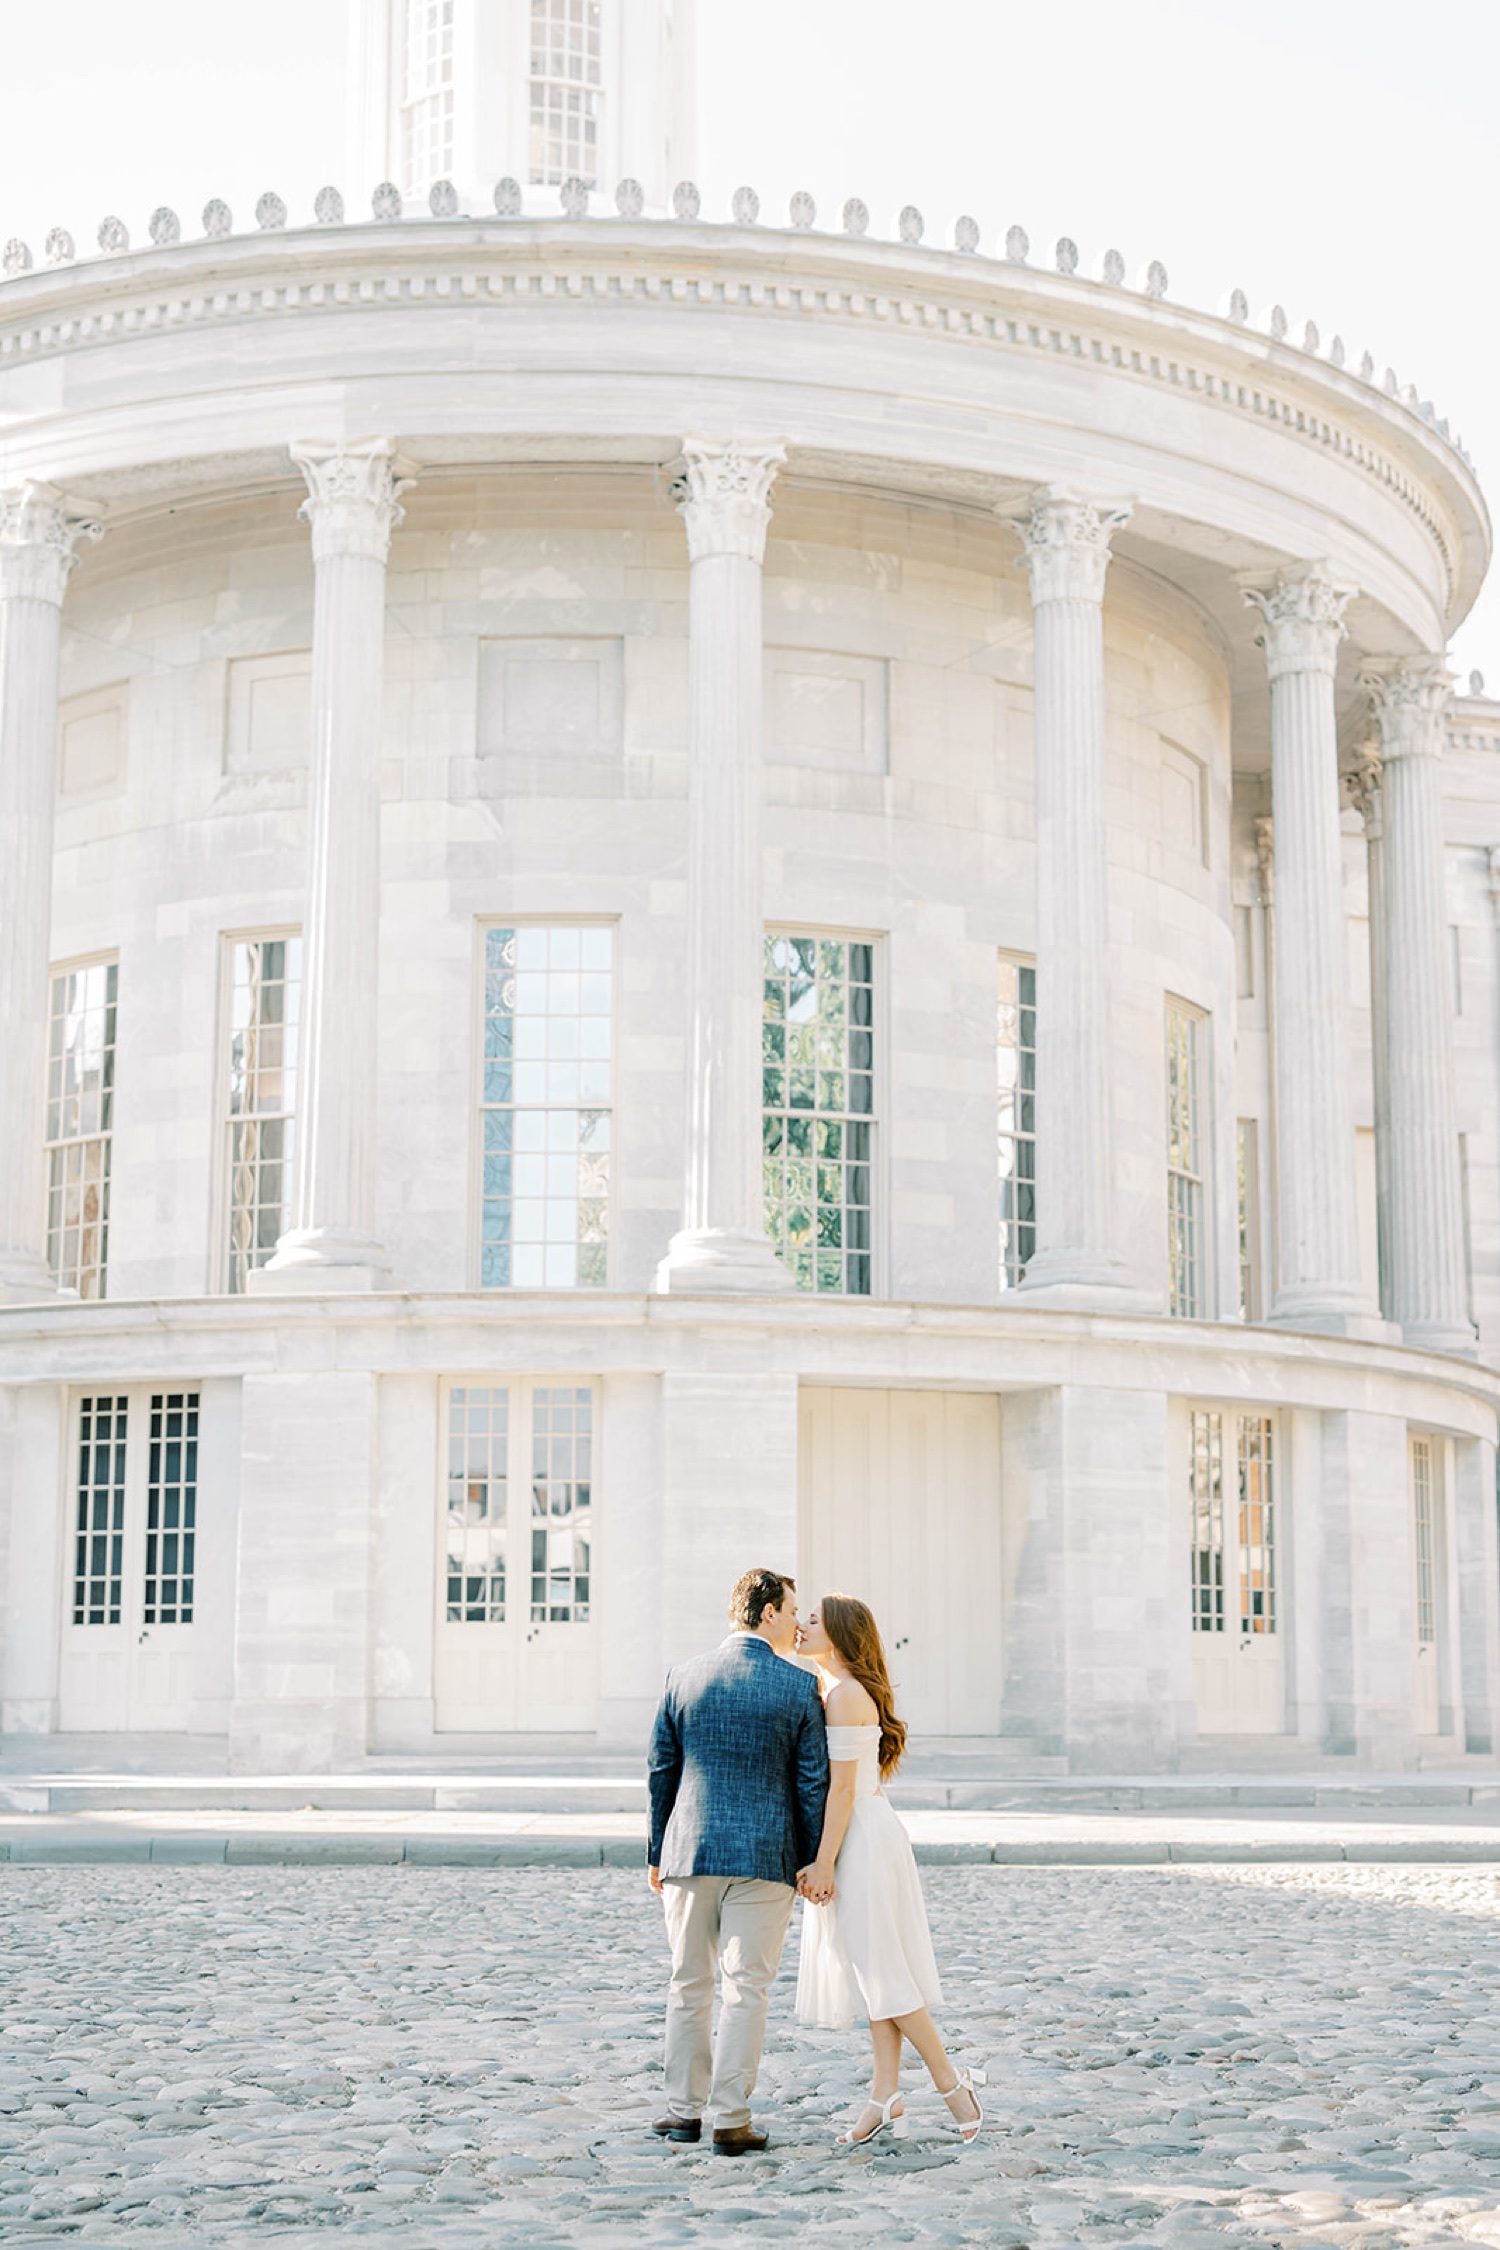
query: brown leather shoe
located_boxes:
[712,2124,769,2155]
[652,2114,701,2143]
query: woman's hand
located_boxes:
[798,1858,836,1905]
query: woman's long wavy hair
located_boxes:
[820,1593,908,1778]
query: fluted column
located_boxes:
[1245,565,1377,1332]
[255,441,407,1293]
[1363,658,1473,1352]
[0,484,102,1303]
[656,438,794,1294]
[1012,488,1150,1308]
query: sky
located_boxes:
[0,0,1495,675]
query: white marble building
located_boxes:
[0,0,1498,1776]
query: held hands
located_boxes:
[797,1860,836,1905]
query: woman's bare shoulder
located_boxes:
[825,1676,878,1726]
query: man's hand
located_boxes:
[797,1862,835,1905]
[648,1864,664,1895]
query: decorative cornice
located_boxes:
[1360,655,1451,762]
[1012,487,1131,605]
[0,236,1468,614]
[673,438,786,564]
[1243,564,1355,683]
[291,439,411,564]
[0,481,103,605]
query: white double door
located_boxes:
[58,1389,200,1732]
[434,1378,598,1733]
[798,1386,1003,1738]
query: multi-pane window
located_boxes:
[1412,1436,1437,1648]
[1189,1410,1225,1635]
[531,1386,592,1621]
[73,1395,128,1626]
[997,956,1037,1290]
[529,0,603,185]
[144,1392,198,1626]
[1238,1415,1276,1635]
[403,0,455,193]
[46,961,117,1300]
[1189,1409,1276,1638]
[1236,1119,1261,1324]
[446,1387,510,1624]
[225,936,301,1293]
[1166,1000,1206,1318]
[480,926,613,1289]
[762,934,874,1296]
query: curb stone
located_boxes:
[5,1834,1500,1867]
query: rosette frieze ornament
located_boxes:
[672,438,786,565]
[0,482,103,606]
[291,439,411,566]
[1244,563,1354,682]
[1015,488,1132,606]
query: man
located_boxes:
[647,1566,829,2155]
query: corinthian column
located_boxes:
[255,441,407,1293]
[1012,488,1149,1308]
[0,484,102,1303]
[1245,564,1377,1333]
[1363,658,1473,1351]
[656,438,794,1293]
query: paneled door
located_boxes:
[1188,1409,1286,1734]
[58,1391,201,1731]
[798,1387,1003,1738]
[434,1381,598,1733]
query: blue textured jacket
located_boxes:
[648,1633,829,1884]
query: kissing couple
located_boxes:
[646,1566,985,2152]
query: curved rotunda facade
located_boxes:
[1,107,1499,1772]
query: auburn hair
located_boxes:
[820,1593,908,1778]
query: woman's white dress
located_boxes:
[796,1723,944,2029]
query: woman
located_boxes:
[794,1593,985,2147]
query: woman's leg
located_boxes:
[870,2017,903,2099]
[892,2006,980,2127]
[846,2020,905,2141]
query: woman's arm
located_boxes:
[803,1762,858,1900]
[802,1677,878,1903]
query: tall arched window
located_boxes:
[403,0,455,194]
[529,0,603,186]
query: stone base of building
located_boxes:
[2,1293,1496,1777]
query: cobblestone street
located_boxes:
[3,1864,1500,2247]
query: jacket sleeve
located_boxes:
[646,1681,683,1867]
[792,1677,830,1867]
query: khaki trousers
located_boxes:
[661,1875,795,2129]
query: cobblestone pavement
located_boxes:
[4,1866,1500,2248]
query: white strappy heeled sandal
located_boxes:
[836,2089,908,2145]
[940,2064,986,2144]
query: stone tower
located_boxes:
[345,0,696,214]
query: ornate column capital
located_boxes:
[1341,744,1384,840]
[1243,563,1354,682]
[291,439,411,565]
[1360,655,1451,763]
[673,438,786,564]
[1012,487,1132,605]
[0,482,103,606]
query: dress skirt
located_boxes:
[795,1790,944,2030]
